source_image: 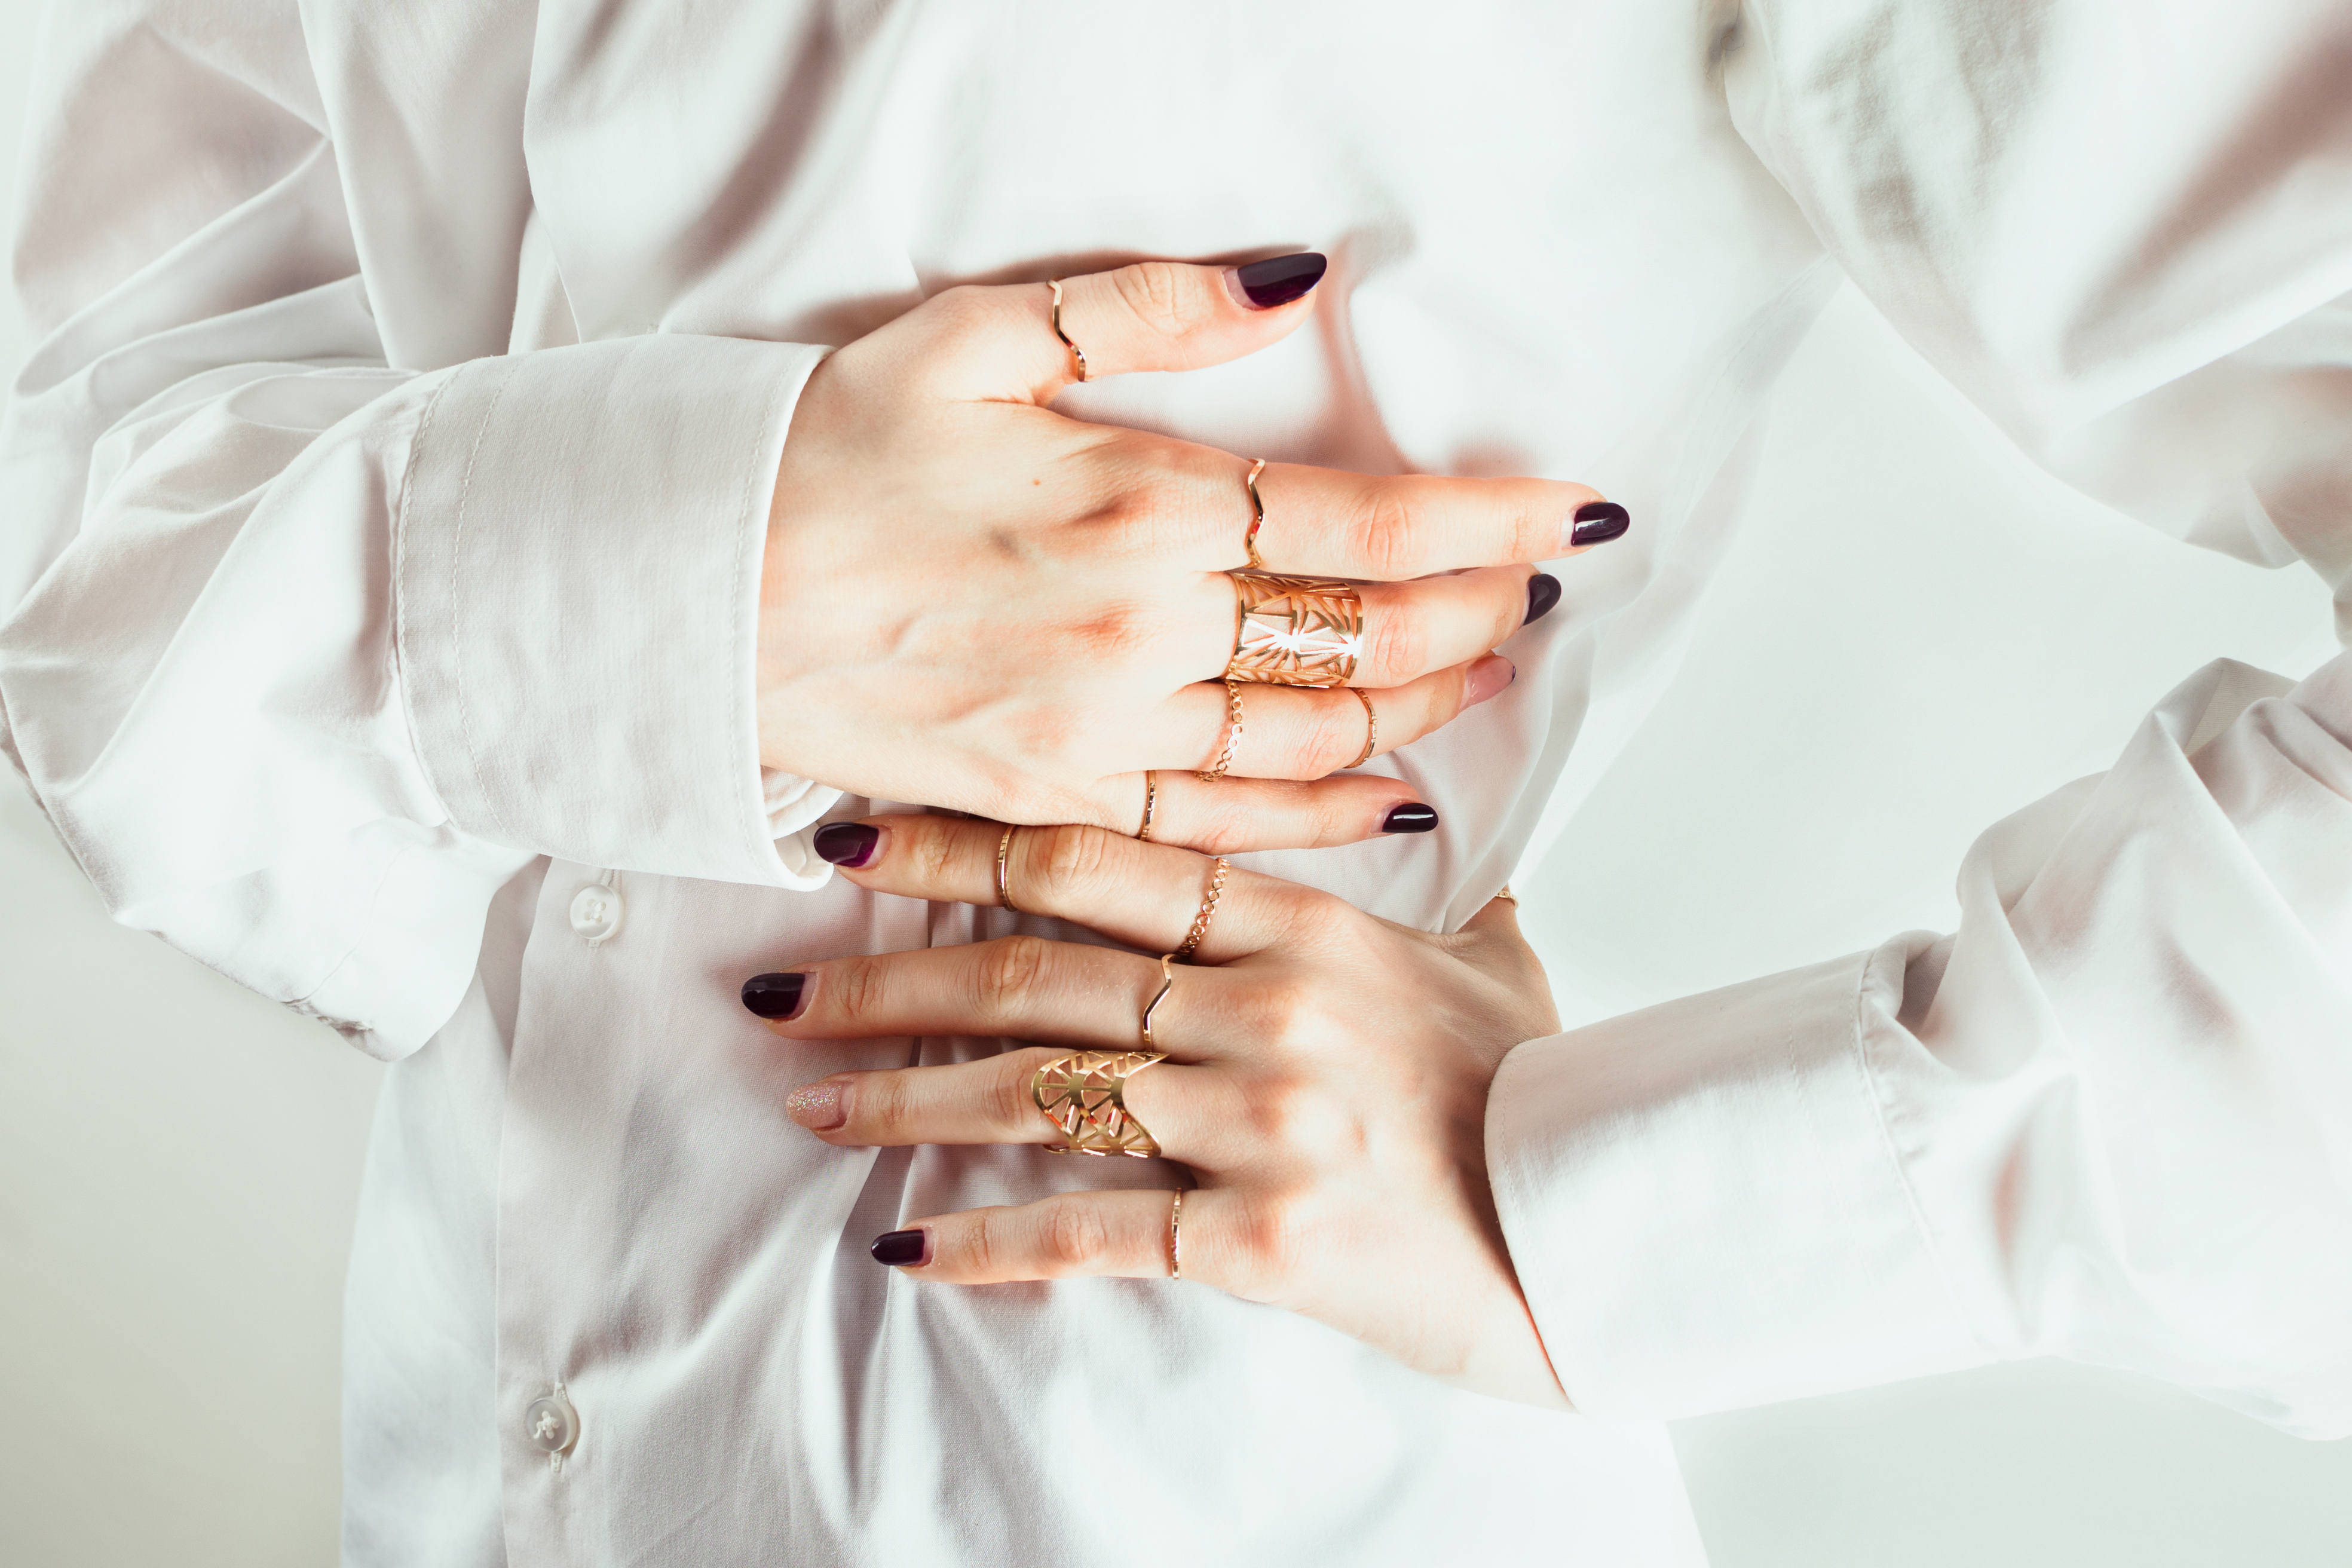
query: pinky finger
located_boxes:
[875,1188,1200,1284]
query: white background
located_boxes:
[2,4,2348,1563]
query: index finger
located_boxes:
[1247,464,1628,578]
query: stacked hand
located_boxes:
[760,253,1629,852]
[742,814,1569,1408]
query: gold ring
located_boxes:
[1345,688,1377,768]
[1196,677,1244,782]
[997,823,1021,912]
[1171,857,1229,962]
[1242,458,1268,570]
[1493,885,1518,905]
[1031,1046,1166,1157]
[1135,772,1159,841]
[1226,572,1364,688]
[1168,1187,1186,1279]
[1047,278,1089,382]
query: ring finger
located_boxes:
[1152,653,1514,782]
[783,1046,1247,1169]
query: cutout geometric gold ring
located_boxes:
[1224,572,1364,688]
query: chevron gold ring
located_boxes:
[1224,572,1365,688]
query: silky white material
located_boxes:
[0,2,2345,1566]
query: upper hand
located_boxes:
[760,255,1627,853]
[742,812,1570,1407]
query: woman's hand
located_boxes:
[742,813,1570,1407]
[761,255,1628,853]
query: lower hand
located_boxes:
[742,813,1569,1407]
[760,255,1628,853]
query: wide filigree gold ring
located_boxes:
[1224,572,1364,688]
[1032,1048,1166,1157]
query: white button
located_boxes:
[525,1391,579,1455]
[568,883,623,942]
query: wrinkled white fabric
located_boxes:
[1,1,2345,1565]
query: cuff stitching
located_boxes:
[445,357,522,849]
[1839,950,1984,1353]
[732,368,789,874]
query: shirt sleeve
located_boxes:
[1487,0,2352,1435]
[0,4,838,1062]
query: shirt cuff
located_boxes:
[1487,940,1987,1419]
[392,333,837,887]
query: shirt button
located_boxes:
[525,1391,579,1456]
[568,883,623,943]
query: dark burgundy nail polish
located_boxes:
[813,822,880,868]
[1524,573,1561,626]
[1382,803,1440,834]
[1235,252,1328,309]
[740,972,807,1019]
[871,1229,927,1267]
[1570,501,1631,547]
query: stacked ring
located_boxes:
[1225,572,1364,688]
[1345,688,1378,768]
[1135,772,1159,841]
[1196,677,1245,783]
[1242,458,1269,570]
[1172,857,1230,962]
[1031,1046,1166,1157]
[997,824,1022,912]
[1046,278,1089,381]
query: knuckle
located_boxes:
[1226,1190,1311,1296]
[823,956,887,1024]
[990,1056,1046,1132]
[963,1208,1002,1277]
[857,1071,915,1138]
[1362,604,1427,682]
[1111,261,1211,341]
[1271,883,1350,950]
[973,935,1052,1015]
[1037,1196,1110,1273]
[1028,822,1114,902]
[1351,484,1420,580]
[1290,695,1367,778]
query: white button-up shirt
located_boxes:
[3,3,2347,1564]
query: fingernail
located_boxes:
[1464,654,1516,706]
[1382,803,1440,834]
[786,1079,847,1131]
[1524,573,1561,626]
[871,1229,928,1267]
[740,972,807,1019]
[813,822,883,868]
[1567,500,1631,549]
[1229,252,1328,310]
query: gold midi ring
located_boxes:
[1047,278,1089,382]
[1226,572,1365,688]
[1242,458,1269,570]
[1493,884,1518,905]
[1168,1187,1186,1279]
[997,823,1022,912]
[1345,688,1378,768]
[1196,677,1245,782]
[1031,1046,1166,1157]
[1172,857,1230,961]
[1135,771,1159,841]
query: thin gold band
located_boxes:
[1168,1187,1186,1280]
[1493,885,1518,905]
[1140,953,1177,1051]
[1136,772,1158,841]
[996,824,1021,912]
[1172,857,1230,961]
[1243,458,1267,569]
[1047,278,1089,382]
[1196,677,1244,782]
[1345,688,1377,768]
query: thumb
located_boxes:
[933,253,1328,404]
